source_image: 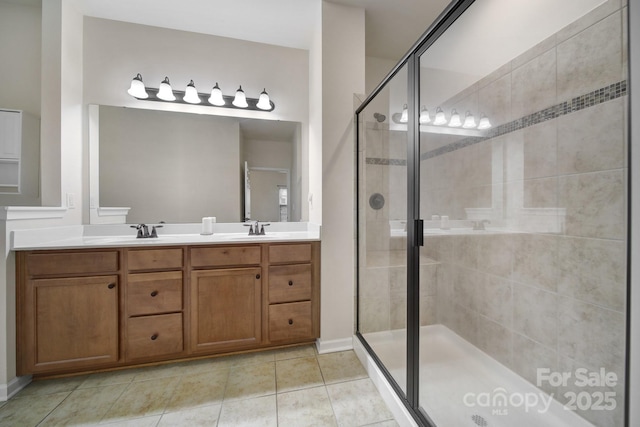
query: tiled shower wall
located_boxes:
[422,1,627,425]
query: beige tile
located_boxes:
[476,316,512,367]
[557,236,626,312]
[419,263,437,297]
[512,333,558,397]
[229,350,277,367]
[557,98,625,175]
[274,344,317,361]
[511,33,556,70]
[511,233,558,292]
[276,357,324,393]
[522,120,557,180]
[358,296,390,334]
[511,48,557,119]
[317,351,367,385]
[41,384,127,426]
[277,386,337,427]
[558,296,626,374]
[102,415,162,426]
[327,379,394,427]
[0,391,68,426]
[174,355,234,376]
[389,294,407,330]
[450,303,479,345]
[108,376,180,421]
[556,0,622,43]
[477,234,513,278]
[79,369,137,389]
[158,404,221,427]
[224,361,275,401]
[131,362,186,382]
[218,394,277,427]
[361,267,390,298]
[513,283,558,348]
[557,12,623,100]
[17,374,87,397]
[419,296,437,326]
[452,268,477,311]
[388,266,405,296]
[523,177,558,208]
[365,421,400,427]
[165,368,228,411]
[476,274,512,328]
[558,170,626,240]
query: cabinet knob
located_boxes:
[151,334,158,341]
[288,319,293,325]
[288,280,293,286]
[107,283,116,289]
[150,290,158,297]
[256,274,261,279]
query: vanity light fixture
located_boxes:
[433,107,447,125]
[400,104,408,123]
[127,74,275,111]
[448,109,462,127]
[183,80,201,104]
[462,111,477,129]
[232,86,248,108]
[156,77,176,101]
[477,113,492,130]
[127,73,148,99]
[419,105,431,124]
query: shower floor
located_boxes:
[362,325,594,427]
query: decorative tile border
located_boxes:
[364,80,627,165]
[420,80,627,161]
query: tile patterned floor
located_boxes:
[0,346,398,426]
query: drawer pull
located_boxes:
[288,319,293,325]
[151,334,159,341]
[107,283,116,289]
[256,274,261,279]
[288,280,293,286]
[150,290,158,297]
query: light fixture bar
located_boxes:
[133,87,275,111]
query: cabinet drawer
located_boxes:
[269,244,311,264]
[127,271,183,316]
[126,313,183,360]
[26,251,118,276]
[191,246,261,268]
[269,301,313,342]
[269,264,311,303]
[127,248,183,271]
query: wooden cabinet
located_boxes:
[191,267,262,353]
[17,251,120,375]
[16,241,320,377]
[266,243,319,343]
[125,249,185,362]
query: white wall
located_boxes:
[319,1,365,350]
[0,1,41,117]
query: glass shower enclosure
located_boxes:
[356,0,629,426]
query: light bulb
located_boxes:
[232,86,248,108]
[208,83,225,106]
[183,80,201,104]
[462,111,476,129]
[433,107,446,125]
[157,77,176,101]
[478,114,492,130]
[419,106,430,124]
[400,104,408,123]
[256,89,271,110]
[448,109,462,127]
[127,73,148,99]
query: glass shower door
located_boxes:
[357,63,410,396]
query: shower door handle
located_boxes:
[415,219,424,247]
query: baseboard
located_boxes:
[352,336,417,427]
[315,337,353,354]
[0,375,32,401]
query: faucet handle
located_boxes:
[150,224,163,238]
[259,223,271,235]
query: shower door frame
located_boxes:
[355,0,475,425]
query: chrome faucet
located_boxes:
[131,222,164,238]
[472,219,491,231]
[244,220,271,236]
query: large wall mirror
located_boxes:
[89,105,302,224]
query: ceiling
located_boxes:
[81,0,451,61]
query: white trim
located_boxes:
[315,337,353,354]
[0,206,67,221]
[352,336,417,427]
[97,207,130,217]
[0,375,31,401]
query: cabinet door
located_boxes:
[190,267,261,353]
[25,275,119,373]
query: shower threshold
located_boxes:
[361,325,595,427]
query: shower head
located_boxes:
[373,112,386,123]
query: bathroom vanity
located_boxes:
[14,226,320,377]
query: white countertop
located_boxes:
[11,222,321,250]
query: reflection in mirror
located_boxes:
[93,105,301,224]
